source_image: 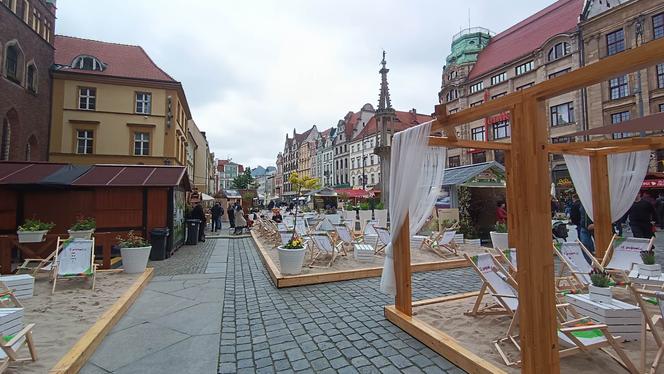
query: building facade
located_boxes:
[314,127,335,187]
[275,152,283,197]
[332,104,375,188]
[580,0,664,168]
[281,126,317,194]
[49,35,192,166]
[1,0,56,161]
[187,119,213,194]
[438,0,584,190]
[217,159,242,190]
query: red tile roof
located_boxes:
[353,111,433,140]
[344,112,359,140]
[468,0,583,80]
[54,35,176,82]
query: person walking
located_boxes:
[629,192,656,239]
[234,205,247,235]
[211,202,223,232]
[569,194,582,238]
[190,202,207,242]
[496,202,507,224]
[228,202,235,229]
[578,203,594,258]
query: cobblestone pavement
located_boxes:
[219,238,481,374]
[147,239,216,276]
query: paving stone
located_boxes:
[330,356,350,369]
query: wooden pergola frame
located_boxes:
[388,37,664,373]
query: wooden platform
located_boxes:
[48,267,154,374]
[251,231,470,288]
[385,292,507,374]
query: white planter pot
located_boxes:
[277,245,306,275]
[465,238,481,246]
[68,229,95,240]
[589,284,613,304]
[17,230,48,243]
[638,263,662,277]
[490,231,509,250]
[121,246,152,274]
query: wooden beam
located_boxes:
[547,136,664,154]
[427,137,511,150]
[590,154,612,260]
[511,100,559,373]
[433,37,664,132]
[504,149,517,248]
[394,214,412,316]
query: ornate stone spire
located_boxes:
[377,50,393,112]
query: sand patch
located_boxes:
[414,292,659,373]
[6,271,140,374]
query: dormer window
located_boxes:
[71,55,106,71]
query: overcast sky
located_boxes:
[56,0,555,168]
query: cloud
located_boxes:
[55,0,555,167]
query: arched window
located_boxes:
[1,118,9,161]
[71,55,105,71]
[4,43,24,84]
[446,89,458,102]
[548,42,571,61]
[26,63,37,93]
[25,135,37,161]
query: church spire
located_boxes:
[377,50,393,112]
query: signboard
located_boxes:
[59,239,93,275]
[173,188,186,247]
[556,177,573,188]
[642,179,664,188]
[463,168,506,187]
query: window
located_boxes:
[660,103,664,112]
[655,13,664,39]
[1,119,9,161]
[448,70,457,80]
[550,102,575,127]
[552,136,574,144]
[135,92,151,114]
[470,100,483,107]
[490,72,506,86]
[72,56,105,71]
[471,126,485,141]
[606,29,625,56]
[446,89,458,102]
[448,155,461,168]
[78,87,96,110]
[471,151,486,164]
[515,61,534,76]
[611,111,632,139]
[351,159,355,169]
[548,68,571,79]
[76,130,93,154]
[492,120,510,139]
[2,0,16,12]
[22,0,28,22]
[5,45,19,83]
[448,108,458,114]
[548,42,570,61]
[516,82,534,91]
[134,132,150,155]
[491,92,507,100]
[469,81,484,94]
[657,64,664,89]
[609,76,629,100]
[26,64,36,93]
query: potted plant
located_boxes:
[588,268,612,303]
[117,231,151,274]
[638,249,661,277]
[490,221,509,250]
[68,216,96,239]
[277,172,319,275]
[17,219,55,243]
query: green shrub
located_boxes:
[18,219,55,232]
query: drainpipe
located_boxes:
[578,25,590,143]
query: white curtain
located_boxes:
[380,120,446,295]
[607,150,650,221]
[563,151,650,221]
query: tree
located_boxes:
[288,172,320,242]
[232,168,256,189]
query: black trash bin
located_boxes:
[149,227,170,260]
[186,219,200,245]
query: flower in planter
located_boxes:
[18,219,55,232]
[284,235,304,249]
[70,216,96,231]
[589,268,611,288]
[116,231,149,248]
[641,249,656,265]
[494,221,508,233]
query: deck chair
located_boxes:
[420,230,458,258]
[15,236,68,277]
[373,227,391,255]
[630,285,664,373]
[308,233,342,268]
[51,238,97,294]
[554,241,603,291]
[333,224,366,252]
[315,218,335,232]
[494,248,517,276]
[278,231,293,247]
[0,283,22,309]
[0,314,37,373]
[294,220,310,237]
[276,222,289,232]
[464,253,520,337]
[601,235,654,281]
[283,216,295,229]
[363,220,379,245]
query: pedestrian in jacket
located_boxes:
[228,203,235,228]
[629,192,656,238]
[211,203,223,232]
[191,203,206,242]
[234,205,247,235]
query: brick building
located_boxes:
[0,0,56,161]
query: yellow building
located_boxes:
[49,35,192,166]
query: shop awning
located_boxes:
[643,179,664,189]
[335,188,379,198]
[201,193,215,201]
[443,161,506,187]
[222,189,241,199]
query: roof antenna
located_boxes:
[468,8,471,29]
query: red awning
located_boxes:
[642,179,664,189]
[335,188,380,198]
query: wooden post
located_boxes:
[590,154,612,259]
[511,99,559,373]
[394,214,412,316]
[0,236,11,275]
[504,150,517,248]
